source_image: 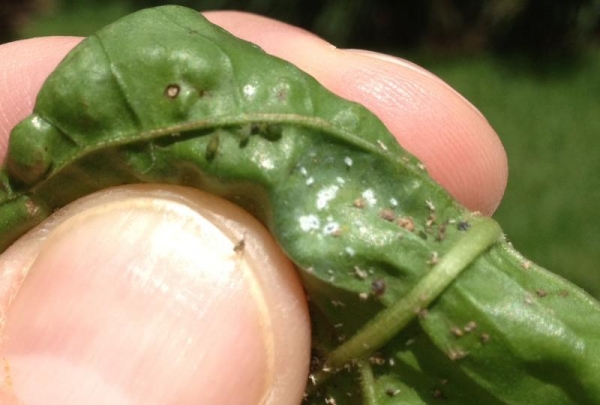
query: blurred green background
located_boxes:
[2,0,599,297]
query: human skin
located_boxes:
[0,11,507,405]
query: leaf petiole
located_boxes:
[312,217,502,388]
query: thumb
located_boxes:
[0,185,310,404]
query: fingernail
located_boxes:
[0,188,275,404]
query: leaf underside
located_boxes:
[1,6,599,404]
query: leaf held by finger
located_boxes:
[1,6,599,404]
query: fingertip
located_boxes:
[204,12,507,214]
[0,186,310,405]
[0,37,82,159]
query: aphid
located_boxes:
[371,278,386,297]
[233,234,246,254]
[238,124,252,146]
[427,251,439,265]
[450,326,464,338]
[353,266,368,280]
[205,134,220,160]
[397,216,415,231]
[325,396,337,405]
[426,212,437,227]
[379,208,396,222]
[457,220,470,231]
[369,353,386,365]
[448,348,469,361]
[432,389,446,400]
[353,198,366,208]
[436,222,447,241]
[464,321,477,333]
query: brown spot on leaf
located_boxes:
[353,198,366,208]
[397,216,415,231]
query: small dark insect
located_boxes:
[233,233,246,254]
[238,124,252,147]
[371,278,386,297]
[457,220,470,231]
[206,134,220,160]
[432,388,446,400]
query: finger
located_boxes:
[205,11,507,215]
[0,185,310,404]
[0,37,82,158]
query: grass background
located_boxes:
[418,53,600,298]
[13,5,600,298]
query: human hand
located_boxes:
[0,11,507,404]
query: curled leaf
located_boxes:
[1,6,599,404]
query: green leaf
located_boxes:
[1,6,600,404]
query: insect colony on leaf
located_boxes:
[1,5,599,404]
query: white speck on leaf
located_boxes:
[362,189,377,206]
[317,185,339,210]
[243,84,256,98]
[260,158,274,169]
[306,177,314,186]
[299,215,320,232]
[344,156,353,167]
[323,221,340,235]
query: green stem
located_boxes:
[358,360,378,405]
[313,217,502,388]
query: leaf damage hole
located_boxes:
[165,84,180,99]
